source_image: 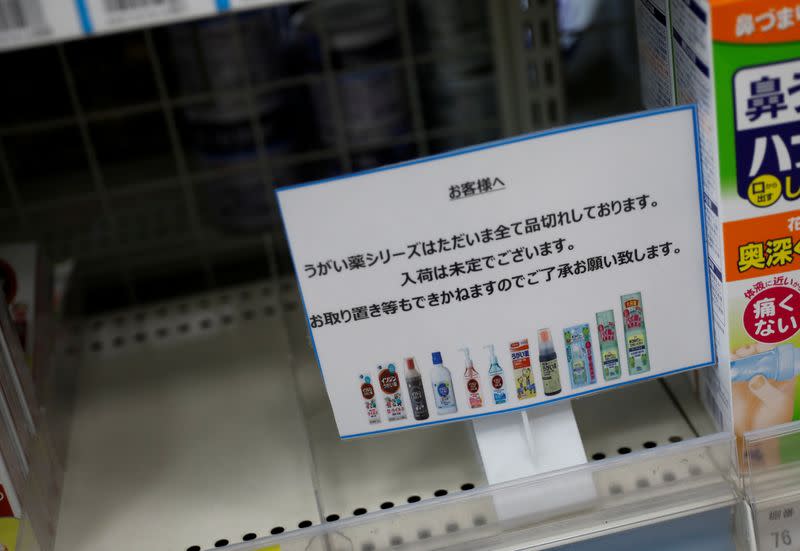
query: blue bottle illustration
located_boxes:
[731,344,800,429]
[731,344,799,383]
[484,345,507,405]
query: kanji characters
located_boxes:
[736,13,755,37]
[477,177,492,193]
[766,236,794,267]
[754,297,776,318]
[738,6,800,35]
[739,243,768,272]
[746,76,787,121]
[352,306,368,321]
[347,254,366,270]
[789,71,800,112]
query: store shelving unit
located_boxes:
[44,270,745,551]
[0,1,772,550]
[0,0,565,315]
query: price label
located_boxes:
[78,0,216,33]
[0,0,82,53]
[756,502,800,550]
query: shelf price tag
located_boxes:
[0,1,82,53]
[76,0,216,33]
[756,502,800,550]
[277,106,716,438]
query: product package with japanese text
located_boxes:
[668,0,800,463]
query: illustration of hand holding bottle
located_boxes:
[731,342,799,466]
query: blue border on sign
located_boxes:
[275,104,717,439]
[216,0,231,10]
[74,0,93,33]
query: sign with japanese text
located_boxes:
[277,106,715,438]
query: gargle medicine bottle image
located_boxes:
[377,363,407,422]
[538,328,562,396]
[359,374,381,425]
[510,339,536,400]
[404,357,430,421]
[621,292,650,375]
[563,323,596,388]
[596,310,622,381]
[484,344,507,405]
[568,340,587,387]
[430,352,458,414]
[460,347,483,409]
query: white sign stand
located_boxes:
[472,401,594,520]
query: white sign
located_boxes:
[278,106,715,438]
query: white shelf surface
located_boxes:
[54,281,319,551]
[52,279,736,551]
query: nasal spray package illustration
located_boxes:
[563,324,596,389]
[663,0,800,462]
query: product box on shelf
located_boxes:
[666,0,800,463]
[0,296,58,551]
[0,243,54,389]
[635,0,676,109]
[0,517,18,551]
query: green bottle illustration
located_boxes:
[621,292,650,375]
[596,310,622,381]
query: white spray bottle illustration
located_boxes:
[430,352,457,414]
[484,344,507,405]
[460,347,483,409]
